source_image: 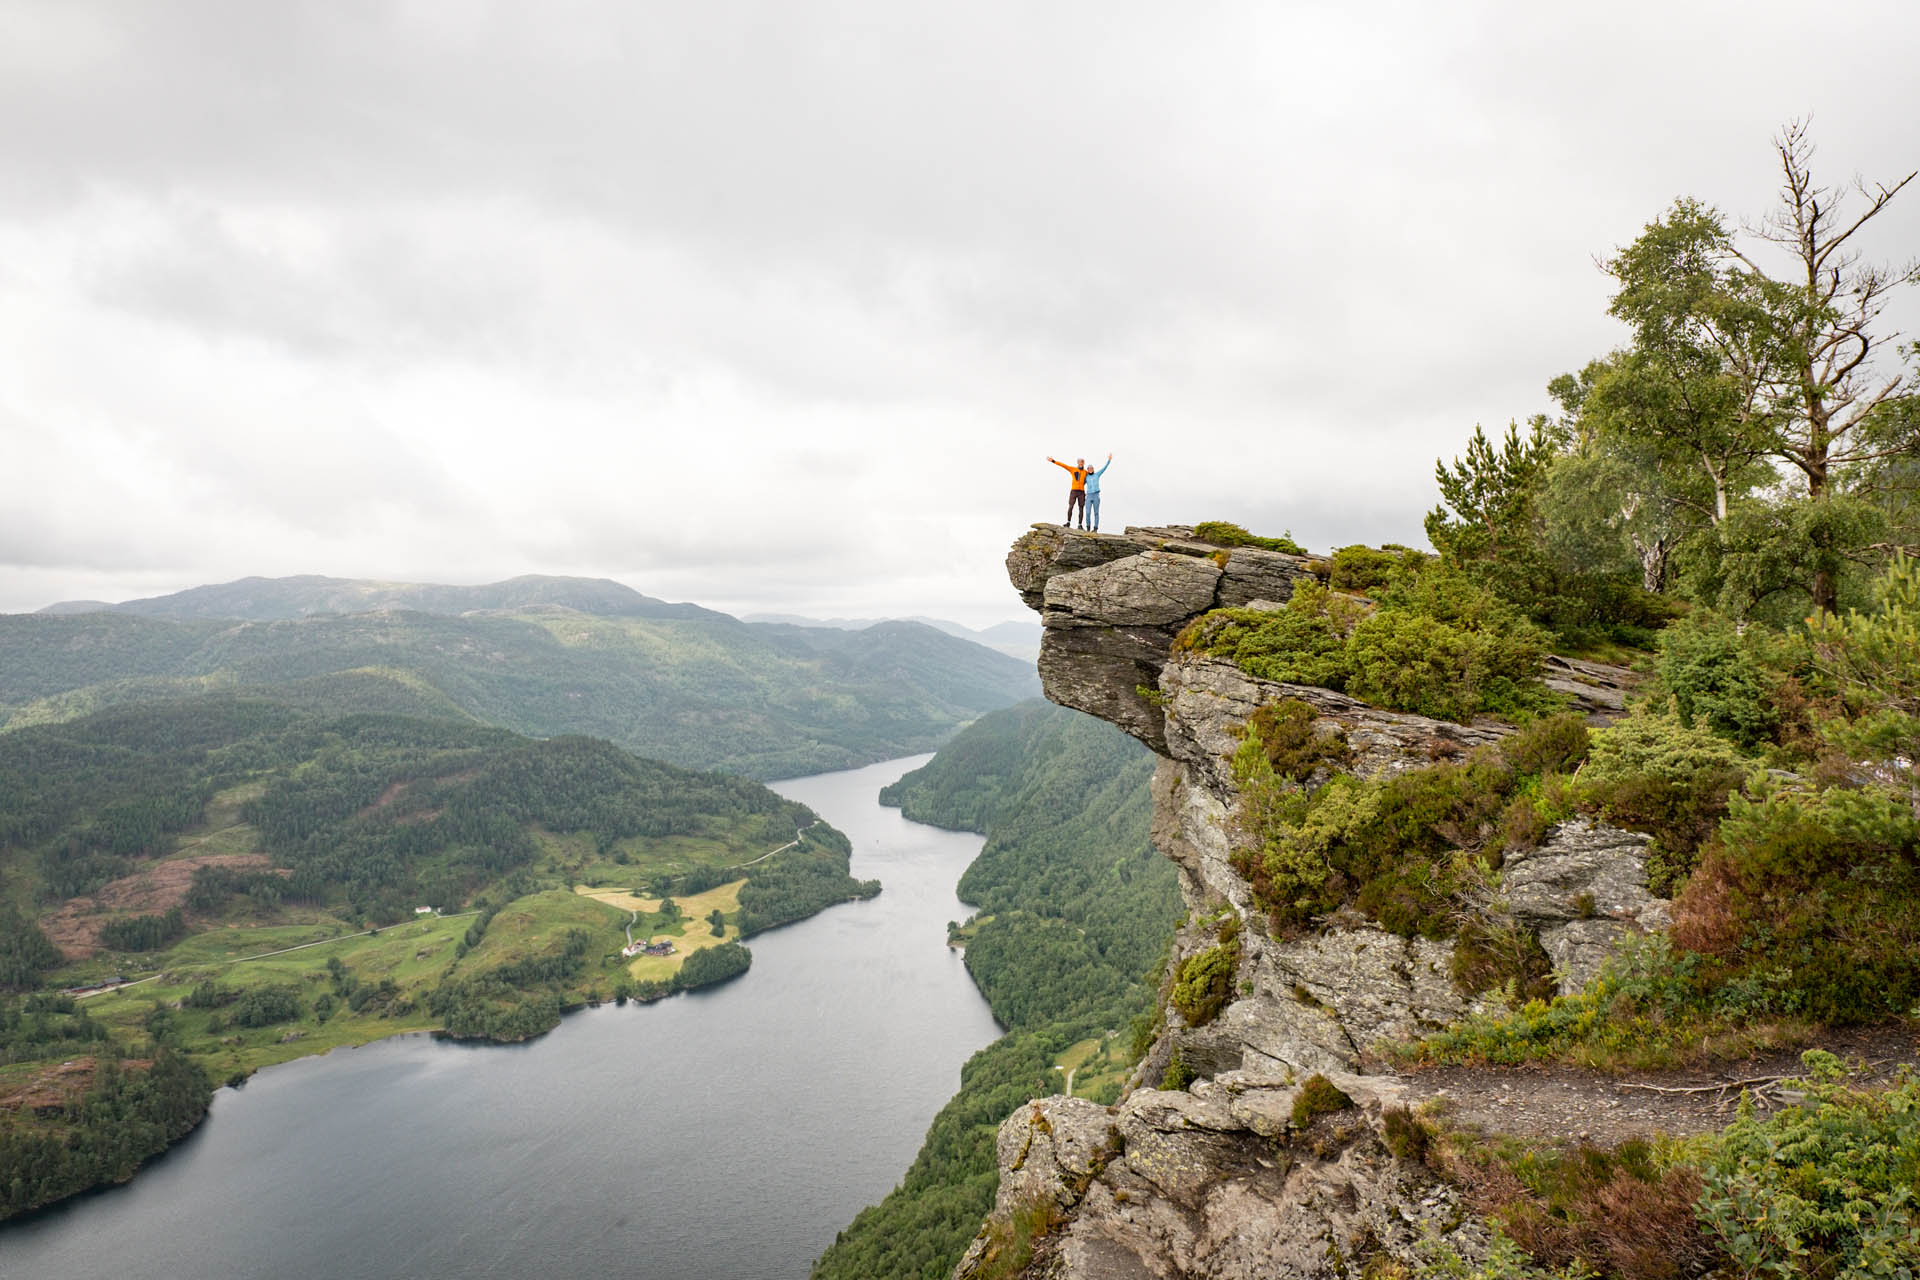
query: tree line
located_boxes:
[1430,122,1918,640]
[0,996,213,1219]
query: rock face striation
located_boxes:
[957,525,1665,1280]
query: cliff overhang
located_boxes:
[959,524,1668,1280]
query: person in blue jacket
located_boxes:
[1083,453,1112,532]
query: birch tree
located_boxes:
[1606,122,1920,613]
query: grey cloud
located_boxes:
[4,1,1918,622]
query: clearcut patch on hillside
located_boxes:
[39,854,281,958]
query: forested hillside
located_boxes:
[0,695,872,1219]
[0,698,826,921]
[813,701,1178,1280]
[0,596,1038,777]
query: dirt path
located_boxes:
[1391,1024,1920,1145]
[728,821,819,870]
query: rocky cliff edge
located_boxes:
[955,525,1666,1280]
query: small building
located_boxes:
[414,906,434,916]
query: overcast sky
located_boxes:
[4,1,1918,626]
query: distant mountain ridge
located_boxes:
[3,576,1041,779]
[743,612,1041,661]
[38,573,725,623]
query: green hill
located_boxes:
[0,600,1040,778]
[0,695,860,933]
[0,695,876,1219]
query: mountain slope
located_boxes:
[743,612,1042,661]
[38,573,726,622]
[0,608,1040,778]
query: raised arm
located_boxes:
[1093,456,1112,478]
[1049,457,1076,473]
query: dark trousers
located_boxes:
[1066,489,1086,527]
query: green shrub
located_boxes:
[1170,916,1241,1026]
[1408,929,1875,1072]
[1328,544,1428,593]
[1673,782,1920,1023]
[1494,775,1578,854]
[1229,767,1350,930]
[1184,568,1559,724]
[1344,612,1557,724]
[1501,714,1591,777]
[1381,1105,1431,1162]
[1160,1047,1194,1091]
[1237,699,1351,783]
[1581,708,1746,790]
[1413,1227,1583,1279]
[1580,709,1748,890]
[1232,743,1518,938]
[1355,866,1455,939]
[1695,1056,1920,1278]
[1179,587,1361,690]
[1413,934,1716,1068]
[1344,753,1514,888]
[1291,1073,1353,1126]
[1656,615,1797,750]
[1192,521,1307,555]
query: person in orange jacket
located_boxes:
[1048,454,1109,530]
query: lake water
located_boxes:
[2,756,1000,1280]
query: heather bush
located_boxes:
[1185,566,1558,724]
[1231,728,1516,938]
[1236,699,1351,784]
[1290,1073,1353,1126]
[1501,714,1592,778]
[1327,543,1428,593]
[1191,520,1308,555]
[1430,1128,1719,1280]
[1229,767,1364,930]
[1450,916,1555,1002]
[1674,781,1920,1022]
